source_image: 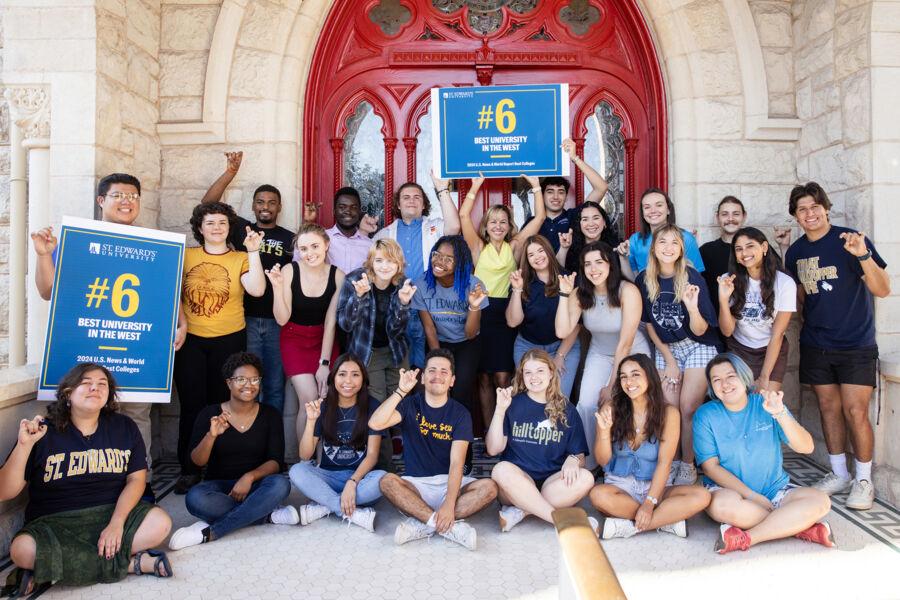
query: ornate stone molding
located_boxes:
[4,86,51,143]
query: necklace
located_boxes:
[227,404,258,431]
[338,405,355,420]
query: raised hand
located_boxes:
[305,398,323,421]
[397,368,420,394]
[717,274,736,300]
[682,284,700,311]
[558,229,573,249]
[209,412,230,438]
[615,239,630,257]
[467,283,487,310]
[773,226,792,249]
[17,416,47,447]
[359,214,378,235]
[265,263,284,288]
[430,169,449,191]
[243,226,265,253]
[521,174,540,189]
[303,202,320,224]
[508,269,524,291]
[225,151,243,174]
[31,227,58,256]
[761,389,785,416]
[397,278,417,305]
[561,138,577,160]
[353,272,372,298]
[470,172,486,192]
[557,272,576,295]
[495,386,513,411]
[840,231,869,257]
[595,404,613,432]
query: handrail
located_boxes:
[553,507,627,600]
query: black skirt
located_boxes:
[477,296,516,373]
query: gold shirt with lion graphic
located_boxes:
[182,247,249,337]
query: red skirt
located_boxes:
[280,322,339,377]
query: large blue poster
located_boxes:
[431,83,570,179]
[38,217,185,403]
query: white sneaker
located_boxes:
[674,462,697,485]
[440,520,477,550]
[394,517,435,545]
[845,479,874,510]
[601,517,638,540]
[812,472,853,496]
[498,505,526,532]
[588,516,600,537]
[658,519,688,538]
[669,460,681,481]
[270,505,300,525]
[299,503,331,525]
[169,520,209,550]
[347,507,376,532]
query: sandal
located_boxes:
[133,550,173,578]
[4,568,33,599]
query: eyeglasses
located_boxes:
[430,251,455,265]
[229,376,262,386]
[106,192,141,203]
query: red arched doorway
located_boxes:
[303,0,666,236]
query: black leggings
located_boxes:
[174,329,246,473]
[440,338,480,413]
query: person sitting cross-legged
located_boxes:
[169,352,296,550]
[590,354,711,539]
[370,349,498,550]
[289,354,387,532]
[486,349,595,533]
[696,353,835,554]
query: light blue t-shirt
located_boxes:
[628,229,705,274]
[693,393,790,500]
[397,219,424,280]
[411,275,489,343]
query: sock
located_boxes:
[201,526,211,543]
[425,513,437,530]
[828,453,850,480]
[855,460,872,482]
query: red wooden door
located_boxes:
[303,0,666,236]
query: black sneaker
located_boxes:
[173,474,201,495]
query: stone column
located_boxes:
[5,88,51,366]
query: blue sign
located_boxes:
[431,83,570,179]
[39,217,185,403]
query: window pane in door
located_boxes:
[344,101,386,227]
[584,101,626,239]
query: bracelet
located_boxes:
[511,287,523,293]
[468,304,481,311]
[348,478,358,485]
[559,291,570,297]
[436,188,449,195]
[531,187,542,193]
[857,250,872,262]
[646,494,659,506]
[248,249,260,254]
[773,408,788,419]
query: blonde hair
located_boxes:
[513,349,570,428]
[478,204,518,243]
[293,222,329,249]
[644,224,688,303]
[363,239,406,287]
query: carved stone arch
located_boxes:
[333,89,397,139]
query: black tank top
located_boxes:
[289,263,337,326]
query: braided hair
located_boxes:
[424,235,474,302]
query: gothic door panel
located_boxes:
[304,0,666,237]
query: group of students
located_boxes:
[1,140,889,592]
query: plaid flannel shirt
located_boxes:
[337,268,410,368]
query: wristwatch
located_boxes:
[857,250,872,262]
[646,494,659,506]
[319,358,330,367]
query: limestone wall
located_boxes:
[0,15,10,368]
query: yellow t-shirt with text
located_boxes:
[182,247,249,338]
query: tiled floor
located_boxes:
[11,450,900,600]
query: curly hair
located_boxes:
[728,227,785,320]
[644,224,689,303]
[575,241,623,310]
[47,363,120,430]
[424,235,474,302]
[321,354,371,450]
[221,351,264,380]
[565,201,620,273]
[609,354,666,447]
[518,236,561,302]
[512,349,570,428]
[190,201,238,246]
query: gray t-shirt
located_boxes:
[411,275,489,343]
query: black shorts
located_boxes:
[799,345,878,387]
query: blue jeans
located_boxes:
[185,474,291,539]
[246,317,285,413]
[406,311,425,369]
[513,334,581,399]
[289,461,386,516]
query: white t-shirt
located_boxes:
[730,271,797,348]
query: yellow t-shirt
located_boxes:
[181,247,250,338]
[474,241,516,298]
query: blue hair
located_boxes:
[704,353,756,400]
[424,235,474,302]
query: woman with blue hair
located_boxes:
[694,353,836,554]
[411,235,488,409]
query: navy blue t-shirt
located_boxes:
[501,393,589,481]
[520,278,564,345]
[397,392,473,477]
[525,208,576,253]
[785,226,886,350]
[637,267,720,347]
[313,401,382,471]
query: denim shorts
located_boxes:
[604,472,674,503]
[704,482,798,508]
[655,338,719,371]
